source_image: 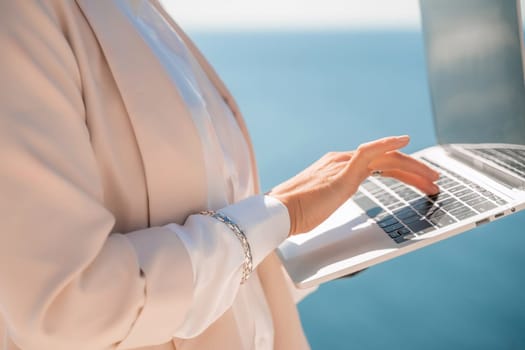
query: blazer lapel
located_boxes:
[75,0,207,226]
[151,0,262,194]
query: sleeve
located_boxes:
[0,2,289,350]
[165,195,289,338]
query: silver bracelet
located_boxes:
[200,210,253,284]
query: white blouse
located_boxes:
[118,1,298,348]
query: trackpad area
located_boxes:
[277,199,397,287]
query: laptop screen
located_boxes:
[420,0,525,145]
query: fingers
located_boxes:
[355,135,410,162]
[329,136,439,197]
[343,136,411,188]
[380,169,440,195]
[369,151,440,181]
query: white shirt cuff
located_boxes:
[162,194,291,337]
[220,194,290,267]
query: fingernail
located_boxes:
[431,170,440,180]
[430,184,440,194]
[396,135,410,142]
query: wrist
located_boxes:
[266,191,295,236]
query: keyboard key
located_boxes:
[430,193,450,203]
[429,213,456,227]
[394,207,418,219]
[375,193,401,206]
[395,189,420,201]
[367,207,384,218]
[449,185,467,194]
[466,197,486,206]
[437,198,455,207]
[394,236,409,244]
[397,227,411,235]
[376,193,395,201]
[454,189,472,198]
[406,219,434,234]
[435,177,452,184]
[494,198,508,205]
[402,215,422,224]
[377,177,397,186]
[380,198,400,206]
[377,217,398,228]
[383,222,404,233]
[458,193,480,202]
[387,202,405,210]
[388,227,411,239]
[410,197,431,206]
[449,208,477,220]
[470,201,497,213]
[369,187,385,195]
[441,202,465,212]
[388,231,401,238]
[362,181,379,191]
[442,181,459,189]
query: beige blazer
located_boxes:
[0,1,309,349]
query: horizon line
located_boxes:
[175,21,422,32]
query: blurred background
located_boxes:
[163,1,525,348]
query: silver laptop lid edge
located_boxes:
[419,0,525,146]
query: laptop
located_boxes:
[277,0,525,288]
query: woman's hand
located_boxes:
[267,135,440,236]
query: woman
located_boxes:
[0,1,439,349]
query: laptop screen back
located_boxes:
[420,0,525,145]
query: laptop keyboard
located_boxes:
[353,158,508,244]
[468,147,525,178]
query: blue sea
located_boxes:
[190,30,525,350]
